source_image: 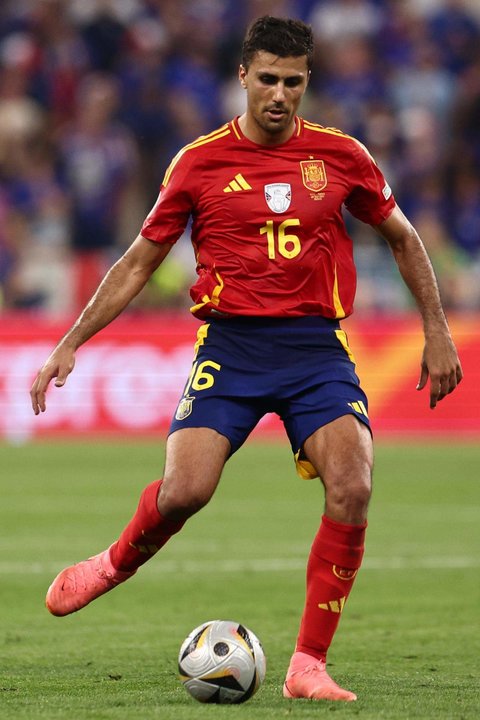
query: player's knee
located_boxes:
[158,479,213,521]
[331,474,371,500]
[350,475,372,509]
[324,464,372,520]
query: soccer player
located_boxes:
[30,16,462,702]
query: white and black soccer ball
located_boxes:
[178,619,266,704]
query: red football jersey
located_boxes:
[141,116,396,319]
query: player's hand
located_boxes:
[416,333,463,409]
[30,344,76,415]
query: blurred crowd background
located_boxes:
[1,0,480,316]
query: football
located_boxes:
[178,619,266,703]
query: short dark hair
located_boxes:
[242,16,314,71]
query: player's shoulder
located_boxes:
[184,122,233,154]
[163,123,233,186]
[300,118,372,158]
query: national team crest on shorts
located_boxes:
[300,160,327,193]
[175,395,195,420]
[264,183,292,213]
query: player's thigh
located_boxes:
[304,414,373,499]
[159,427,231,518]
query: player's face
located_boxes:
[238,51,310,145]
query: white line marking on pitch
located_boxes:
[1,556,479,575]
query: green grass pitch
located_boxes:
[1,439,479,719]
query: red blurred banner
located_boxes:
[345,314,477,437]
[0,312,476,442]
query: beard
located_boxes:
[253,107,293,136]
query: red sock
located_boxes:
[109,479,185,572]
[295,514,367,660]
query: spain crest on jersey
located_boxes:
[300,160,327,193]
[264,183,292,213]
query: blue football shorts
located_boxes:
[169,316,370,479]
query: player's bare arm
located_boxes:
[30,235,171,415]
[375,206,463,409]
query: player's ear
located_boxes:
[239,64,247,89]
